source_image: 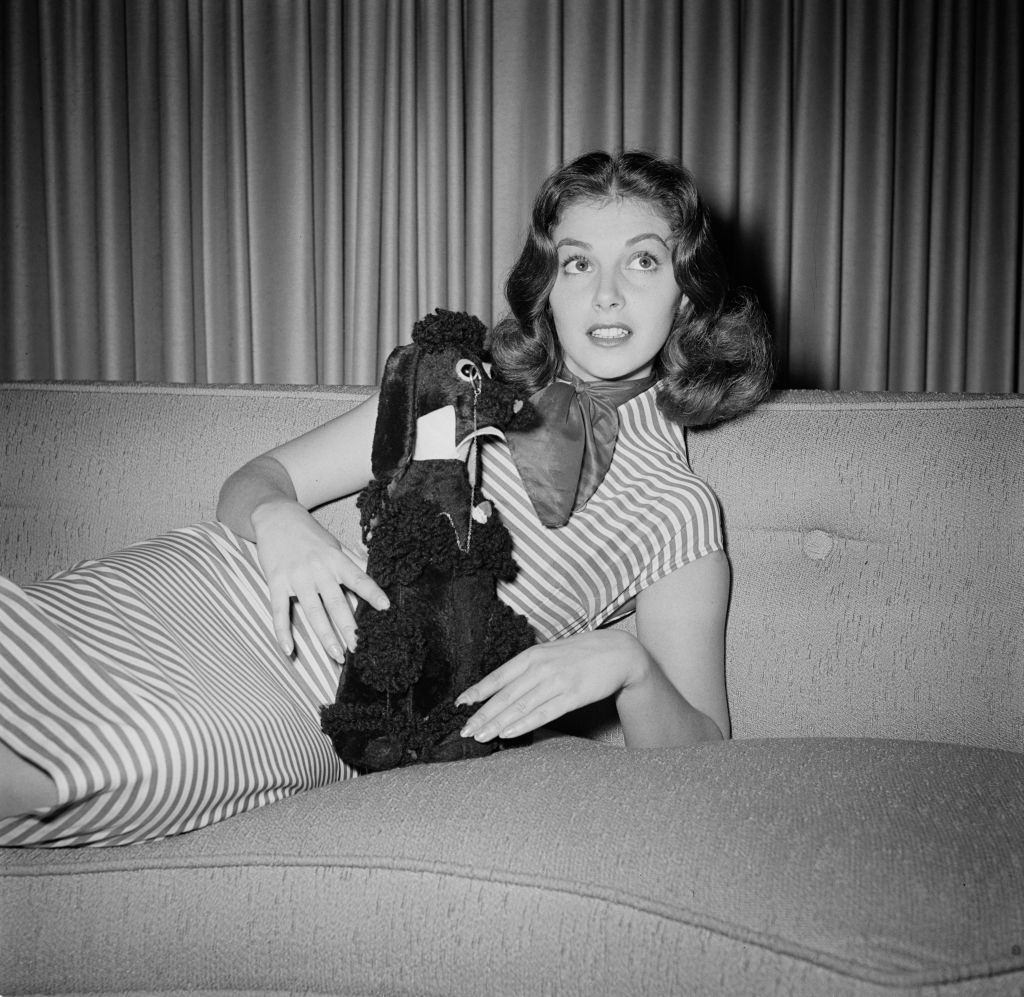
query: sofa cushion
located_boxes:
[3,736,1023,996]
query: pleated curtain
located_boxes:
[2,0,1021,391]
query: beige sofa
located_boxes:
[1,380,1022,996]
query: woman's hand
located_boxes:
[217,393,384,663]
[251,498,389,662]
[455,629,647,742]
[455,551,731,748]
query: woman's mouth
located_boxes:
[587,325,632,342]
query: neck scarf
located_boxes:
[504,370,657,528]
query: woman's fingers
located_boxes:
[462,683,565,741]
[295,558,379,661]
[458,652,567,741]
[455,652,532,708]
[456,632,640,741]
[291,582,345,662]
[333,549,390,613]
[320,587,359,659]
[268,580,296,657]
[488,698,569,740]
[275,578,360,664]
[262,533,391,662]
[318,551,390,656]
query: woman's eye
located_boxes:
[561,255,592,275]
[627,252,660,272]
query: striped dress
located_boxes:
[0,386,722,847]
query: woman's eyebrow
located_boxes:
[554,233,670,251]
[626,232,670,248]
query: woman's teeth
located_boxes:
[589,327,630,340]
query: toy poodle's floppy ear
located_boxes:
[371,344,420,481]
[372,309,492,480]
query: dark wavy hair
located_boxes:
[489,150,775,427]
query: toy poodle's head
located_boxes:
[371,309,536,481]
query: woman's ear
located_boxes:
[371,345,420,480]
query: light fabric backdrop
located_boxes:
[1,0,1021,391]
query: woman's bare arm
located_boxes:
[216,392,389,660]
[617,549,730,745]
[217,391,381,538]
[456,550,730,747]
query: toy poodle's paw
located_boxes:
[425,729,499,764]
[361,734,408,772]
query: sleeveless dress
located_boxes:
[0,387,722,847]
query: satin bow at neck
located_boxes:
[504,370,657,528]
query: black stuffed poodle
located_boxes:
[320,309,538,773]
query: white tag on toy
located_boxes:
[413,406,458,460]
[414,407,506,463]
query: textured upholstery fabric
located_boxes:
[4,737,1024,996]
[0,382,373,585]
[686,395,1024,753]
[2,383,1023,995]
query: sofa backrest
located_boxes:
[2,382,1021,752]
[687,392,1023,753]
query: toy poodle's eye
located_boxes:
[456,359,479,382]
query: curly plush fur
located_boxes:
[320,309,538,773]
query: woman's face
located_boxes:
[547,197,684,382]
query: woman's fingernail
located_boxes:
[328,643,344,661]
[280,639,294,657]
[460,722,477,738]
[375,596,390,611]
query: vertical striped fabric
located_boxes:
[0,525,351,847]
[0,387,721,847]
[482,387,724,640]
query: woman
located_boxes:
[0,150,773,845]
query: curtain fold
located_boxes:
[1,0,1021,392]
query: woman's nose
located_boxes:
[593,269,624,310]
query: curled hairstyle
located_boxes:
[490,150,775,427]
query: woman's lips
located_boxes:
[587,325,632,341]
